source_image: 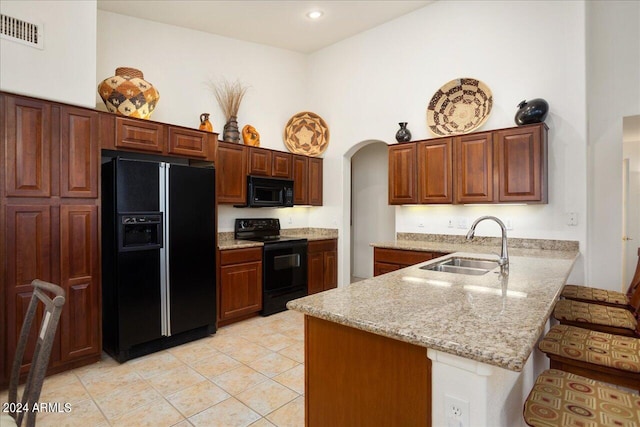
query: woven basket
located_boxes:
[98,67,160,119]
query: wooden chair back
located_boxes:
[6,280,65,427]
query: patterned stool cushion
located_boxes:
[524,369,640,427]
[539,325,640,373]
[554,299,637,330]
[562,284,628,306]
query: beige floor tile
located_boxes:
[172,420,194,427]
[251,333,299,352]
[34,371,89,405]
[189,397,261,427]
[235,379,298,417]
[277,342,304,364]
[278,325,304,341]
[222,341,274,364]
[79,367,144,397]
[249,418,276,426]
[35,398,108,427]
[167,380,230,418]
[247,353,299,378]
[212,365,269,395]
[111,398,184,427]
[272,365,304,395]
[207,334,254,354]
[265,395,304,427]
[128,351,185,379]
[147,364,206,396]
[93,378,162,420]
[190,352,242,379]
[168,339,221,365]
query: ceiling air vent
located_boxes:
[0,14,43,49]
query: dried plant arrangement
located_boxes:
[208,77,248,121]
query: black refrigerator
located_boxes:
[102,158,216,362]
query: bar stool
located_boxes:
[537,324,640,391]
[524,369,640,426]
[553,290,640,337]
[561,247,640,308]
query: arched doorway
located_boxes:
[347,140,395,281]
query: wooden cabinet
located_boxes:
[373,248,448,276]
[217,141,247,205]
[308,157,323,206]
[418,138,453,204]
[292,155,322,206]
[388,143,417,205]
[495,124,547,203]
[100,115,217,161]
[454,132,493,204]
[292,155,309,205]
[307,239,337,295]
[218,247,263,325]
[1,93,101,385]
[392,123,548,205]
[248,147,272,176]
[272,151,292,179]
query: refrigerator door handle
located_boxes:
[159,163,172,337]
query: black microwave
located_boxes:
[240,176,294,208]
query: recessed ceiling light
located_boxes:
[306,10,324,20]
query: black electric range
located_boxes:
[235,219,308,315]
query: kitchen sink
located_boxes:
[420,257,499,276]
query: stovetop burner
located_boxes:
[234,218,306,244]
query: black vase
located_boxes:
[515,99,549,125]
[223,116,240,143]
[395,122,411,142]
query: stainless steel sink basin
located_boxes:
[419,257,499,275]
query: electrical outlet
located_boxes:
[457,218,468,229]
[447,219,454,228]
[445,395,469,427]
[418,217,425,228]
[505,218,513,230]
[288,216,293,225]
[567,212,578,226]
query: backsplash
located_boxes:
[397,233,580,252]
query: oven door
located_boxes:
[263,240,308,294]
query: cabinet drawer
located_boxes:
[373,248,434,266]
[374,262,401,277]
[115,118,164,153]
[308,239,337,253]
[220,247,262,265]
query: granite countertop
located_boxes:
[287,250,578,372]
[218,228,338,250]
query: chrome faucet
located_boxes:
[466,216,509,271]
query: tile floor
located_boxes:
[1,310,305,427]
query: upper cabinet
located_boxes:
[247,147,292,179]
[388,123,548,205]
[217,141,248,205]
[388,143,418,205]
[100,115,217,161]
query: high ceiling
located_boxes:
[97,1,432,53]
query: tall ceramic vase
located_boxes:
[223,116,240,143]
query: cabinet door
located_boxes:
[59,205,100,361]
[219,261,262,320]
[496,124,547,203]
[308,157,323,206]
[323,250,337,291]
[248,147,272,176]
[5,205,52,377]
[115,117,164,153]
[60,107,99,198]
[217,142,247,204]
[454,132,493,203]
[292,155,309,205]
[4,96,51,197]
[388,144,417,205]
[272,152,292,179]
[374,262,400,277]
[168,126,208,159]
[417,138,453,204]
[308,252,325,295]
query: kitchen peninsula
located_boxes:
[288,247,578,426]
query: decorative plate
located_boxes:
[283,111,330,157]
[426,78,493,136]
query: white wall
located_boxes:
[307,1,588,285]
[351,141,395,279]
[0,0,97,107]
[97,10,312,230]
[586,1,640,291]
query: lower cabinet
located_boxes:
[373,248,448,276]
[218,247,262,326]
[308,239,337,295]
